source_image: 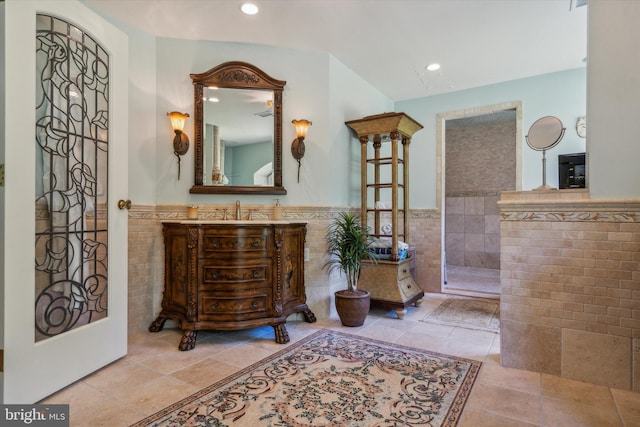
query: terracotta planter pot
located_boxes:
[334,289,370,327]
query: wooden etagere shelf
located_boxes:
[345,112,425,319]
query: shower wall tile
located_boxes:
[465,197,484,215]
[446,232,465,251]
[484,195,500,215]
[485,252,500,269]
[444,118,515,273]
[445,214,464,233]
[465,251,500,269]
[485,215,500,234]
[465,215,485,233]
[485,233,500,253]
[445,194,502,270]
[446,197,465,214]
[465,233,485,252]
[445,119,516,194]
[447,251,465,268]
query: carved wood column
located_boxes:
[390,131,399,260]
[359,136,369,230]
[402,137,411,247]
[373,136,382,237]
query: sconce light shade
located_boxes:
[291,119,312,183]
[292,119,312,139]
[168,111,190,180]
[168,111,189,132]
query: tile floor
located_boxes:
[41,293,640,426]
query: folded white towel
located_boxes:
[369,239,408,250]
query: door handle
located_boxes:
[117,199,132,210]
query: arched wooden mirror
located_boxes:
[190,61,287,195]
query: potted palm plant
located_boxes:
[324,211,377,326]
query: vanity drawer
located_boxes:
[199,289,272,321]
[200,228,271,259]
[200,260,271,289]
[397,264,412,280]
[397,276,418,301]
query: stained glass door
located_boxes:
[2,0,128,403]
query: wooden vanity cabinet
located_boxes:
[150,221,316,351]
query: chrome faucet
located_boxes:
[235,200,241,220]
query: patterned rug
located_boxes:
[131,329,481,427]
[421,297,500,333]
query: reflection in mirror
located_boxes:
[203,88,274,186]
[190,62,287,195]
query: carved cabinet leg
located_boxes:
[149,316,168,333]
[178,330,198,351]
[273,323,290,344]
[302,308,317,323]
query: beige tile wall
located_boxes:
[443,115,516,271]
[126,204,443,335]
[445,193,501,269]
[499,189,640,391]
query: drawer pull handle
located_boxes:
[252,301,259,308]
[253,271,260,278]
[212,303,219,309]
[252,240,260,247]
[212,272,220,279]
[407,284,412,289]
[402,269,407,274]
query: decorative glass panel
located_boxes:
[34,14,109,341]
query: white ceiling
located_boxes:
[84,0,588,102]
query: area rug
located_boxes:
[131,329,481,427]
[421,297,500,333]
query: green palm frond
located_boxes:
[324,212,377,291]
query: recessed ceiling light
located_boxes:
[426,63,441,71]
[241,3,259,15]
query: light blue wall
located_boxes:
[397,68,587,208]
[328,56,395,207]
[226,141,272,186]
[151,38,391,206]
[86,3,590,208]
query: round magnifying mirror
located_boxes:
[526,116,565,190]
[526,116,565,151]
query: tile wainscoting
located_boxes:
[499,189,640,391]
[126,204,441,335]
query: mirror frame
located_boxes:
[190,61,287,195]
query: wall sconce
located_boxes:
[167,111,190,180]
[291,119,312,183]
